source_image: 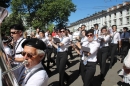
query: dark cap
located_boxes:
[10,24,24,31]
[22,38,46,51]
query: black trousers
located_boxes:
[121,42,129,60]
[68,46,74,59]
[56,51,69,86]
[46,48,55,68]
[98,47,109,76]
[109,43,118,68]
[80,60,96,86]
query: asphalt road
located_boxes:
[47,51,123,86]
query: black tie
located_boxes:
[123,33,125,38]
[18,71,27,86]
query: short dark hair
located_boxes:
[94,24,98,27]
[10,24,24,31]
[123,27,128,31]
[112,25,117,29]
[86,29,94,35]
[101,26,107,32]
[81,24,86,27]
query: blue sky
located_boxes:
[68,0,129,24]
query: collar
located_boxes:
[25,62,43,74]
[16,37,24,43]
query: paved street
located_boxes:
[47,51,123,86]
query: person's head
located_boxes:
[78,27,82,31]
[66,29,70,34]
[112,25,117,32]
[101,26,108,35]
[123,27,128,32]
[60,28,68,37]
[81,25,86,30]
[10,24,24,41]
[48,34,52,41]
[38,30,45,38]
[81,30,87,37]
[2,36,9,46]
[86,29,94,42]
[36,28,40,33]
[22,38,46,69]
[94,24,99,29]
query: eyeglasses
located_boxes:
[60,31,65,33]
[21,51,35,58]
[86,34,93,37]
[10,31,18,34]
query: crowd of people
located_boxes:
[1,23,130,86]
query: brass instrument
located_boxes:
[0,7,18,86]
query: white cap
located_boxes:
[123,49,130,69]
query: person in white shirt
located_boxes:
[97,26,110,81]
[51,28,70,86]
[109,25,121,69]
[66,29,74,59]
[46,34,55,68]
[94,24,101,41]
[21,38,48,86]
[10,24,26,85]
[76,29,100,86]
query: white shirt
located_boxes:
[110,31,121,44]
[22,63,48,86]
[81,36,88,43]
[15,37,25,62]
[94,29,101,41]
[68,34,73,42]
[40,37,47,45]
[45,32,48,38]
[4,46,12,56]
[81,41,100,62]
[98,35,110,48]
[58,36,70,52]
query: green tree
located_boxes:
[0,0,10,8]
[10,0,76,28]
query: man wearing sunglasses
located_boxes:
[21,38,48,86]
[76,29,100,86]
[10,24,26,85]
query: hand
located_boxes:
[119,45,121,48]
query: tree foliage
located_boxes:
[1,0,76,34]
[10,0,76,28]
[0,0,10,8]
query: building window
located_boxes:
[120,18,122,25]
[109,20,111,26]
[114,13,116,18]
[114,19,116,25]
[120,11,122,17]
[126,9,130,15]
[109,15,111,20]
[127,17,130,24]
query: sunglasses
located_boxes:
[10,31,18,34]
[86,34,93,37]
[60,31,65,33]
[21,51,35,58]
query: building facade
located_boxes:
[67,2,130,32]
